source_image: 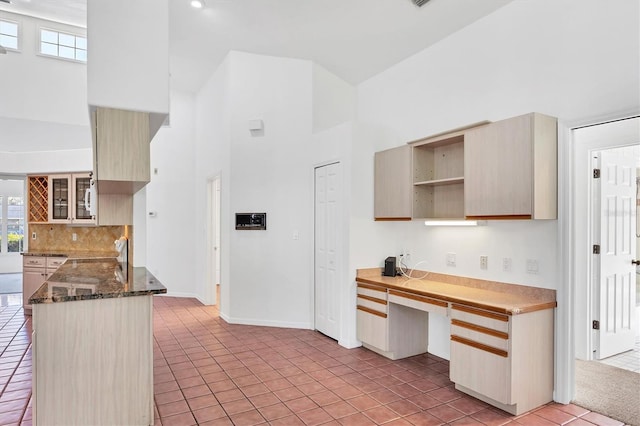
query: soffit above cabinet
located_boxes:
[87,0,169,143]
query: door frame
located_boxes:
[206,174,221,306]
[558,112,640,404]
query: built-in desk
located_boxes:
[355,268,556,416]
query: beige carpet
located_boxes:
[574,359,640,426]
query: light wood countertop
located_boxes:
[356,268,556,315]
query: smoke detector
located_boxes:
[412,0,431,7]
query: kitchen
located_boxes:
[1,0,639,425]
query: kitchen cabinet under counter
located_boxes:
[29,258,166,426]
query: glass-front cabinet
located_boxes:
[48,173,95,224]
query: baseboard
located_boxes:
[338,338,362,349]
[156,291,205,305]
[223,315,312,330]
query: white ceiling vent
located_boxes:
[412,0,431,7]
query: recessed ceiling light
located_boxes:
[190,0,204,8]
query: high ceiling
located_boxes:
[0,0,512,93]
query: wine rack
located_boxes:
[28,176,49,223]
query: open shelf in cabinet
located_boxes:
[411,133,465,219]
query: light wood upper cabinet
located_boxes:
[93,107,151,195]
[374,145,412,220]
[464,113,557,219]
[411,132,466,219]
[95,193,133,226]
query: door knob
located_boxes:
[632,260,640,266]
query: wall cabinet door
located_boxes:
[48,175,72,223]
[47,174,96,224]
[464,113,557,219]
[374,145,412,220]
[93,107,150,195]
[71,174,95,224]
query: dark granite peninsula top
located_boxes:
[29,258,167,304]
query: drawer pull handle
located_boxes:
[451,319,509,340]
[389,290,448,307]
[451,335,508,358]
[357,283,387,293]
[357,305,388,318]
[357,294,387,305]
[452,304,509,322]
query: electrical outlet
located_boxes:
[480,255,488,270]
[446,252,456,267]
[526,259,539,274]
[72,233,77,242]
[31,232,36,240]
[503,257,512,272]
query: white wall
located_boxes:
[0,11,88,128]
[0,11,90,155]
[188,51,359,330]
[144,90,197,298]
[195,54,232,311]
[0,150,91,174]
[87,0,169,115]
[225,52,313,328]
[354,0,640,358]
[312,64,356,134]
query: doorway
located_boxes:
[0,176,26,274]
[314,162,341,341]
[206,176,221,307]
[568,117,639,416]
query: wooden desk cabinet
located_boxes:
[356,282,555,415]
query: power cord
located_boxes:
[398,254,430,280]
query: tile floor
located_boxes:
[598,337,640,373]
[0,295,632,426]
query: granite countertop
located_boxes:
[21,250,119,259]
[29,258,167,304]
[356,268,556,315]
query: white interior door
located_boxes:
[314,163,341,340]
[594,148,637,359]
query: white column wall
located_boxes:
[225,52,314,328]
[144,90,197,298]
[194,55,232,312]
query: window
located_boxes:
[40,28,87,62]
[0,19,19,50]
[0,179,25,254]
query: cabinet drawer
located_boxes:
[388,290,447,316]
[46,257,67,270]
[451,320,509,352]
[357,296,387,314]
[450,339,512,405]
[23,257,46,268]
[357,284,387,301]
[356,307,388,351]
[451,304,509,333]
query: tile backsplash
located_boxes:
[27,224,126,253]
